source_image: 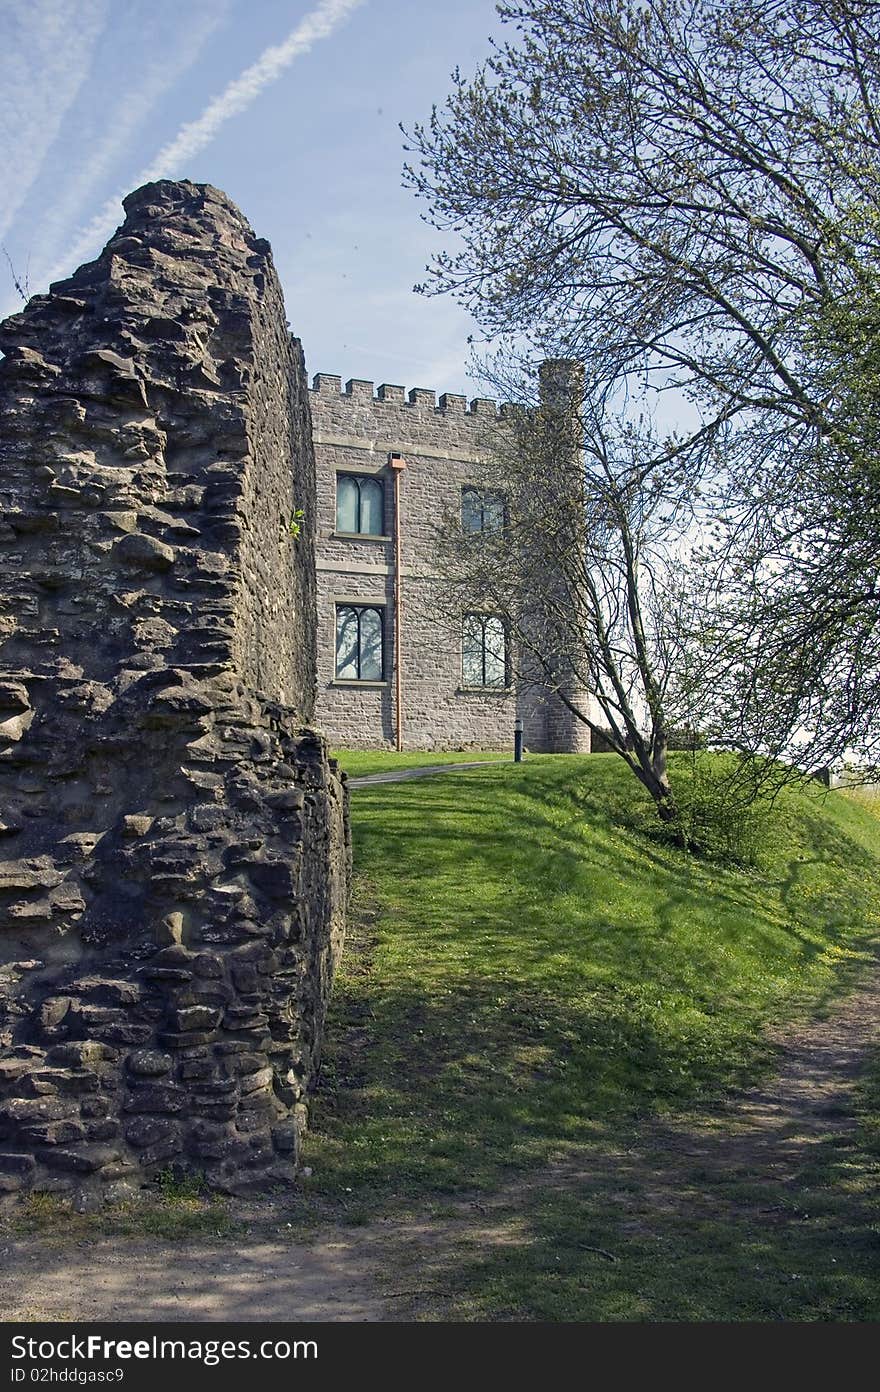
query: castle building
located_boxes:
[308,370,593,753]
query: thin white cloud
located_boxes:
[0,0,109,240]
[45,0,366,285]
[26,2,231,276]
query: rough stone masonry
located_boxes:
[0,180,349,1199]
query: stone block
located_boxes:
[35,1144,120,1174]
[123,1116,179,1150]
[126,1050,173,1077]
[123,1085,186,1114]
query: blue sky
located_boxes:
[0,0,505,398]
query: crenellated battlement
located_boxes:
[309,350,589,759]
[310,372,504,417]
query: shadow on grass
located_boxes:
[352,761,880,1007]
[383,1013,880,1320]
[299,757,880,1317]
[307,969,778,1202]
[423,1130,880,1320]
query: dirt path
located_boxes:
[646,964,880,1187]
[0,1227,390,1322]
[1,965,878,1322]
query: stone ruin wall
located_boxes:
[0,180,349,1200]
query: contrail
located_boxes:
[27,1,231,277]
[0,0,109,242]
[46,0,365,284]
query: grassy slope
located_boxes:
[307,755,880,1195]
[303,751,880,1314]
[331,748,512,777]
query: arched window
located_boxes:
[462,613,509,688]
[335,605,384,681]
[462,486,505,533]
[336,474,385,534]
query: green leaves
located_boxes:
[407,0,880,772]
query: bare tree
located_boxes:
[1,245,29,304]
[436,363,703,822]
[406,0,880,772]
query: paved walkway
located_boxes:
[346,760,507,789]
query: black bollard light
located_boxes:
[514,717,524,763]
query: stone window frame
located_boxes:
[332,599,389,687]
[334,469,390,539]
[461,484,507,534]
[459,611,512,691]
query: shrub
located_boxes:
[619,754,787,868]
[669,757,789,866]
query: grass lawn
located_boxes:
[302,753,880,1319]
[331,748,513,777]
[841,784,880,820]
